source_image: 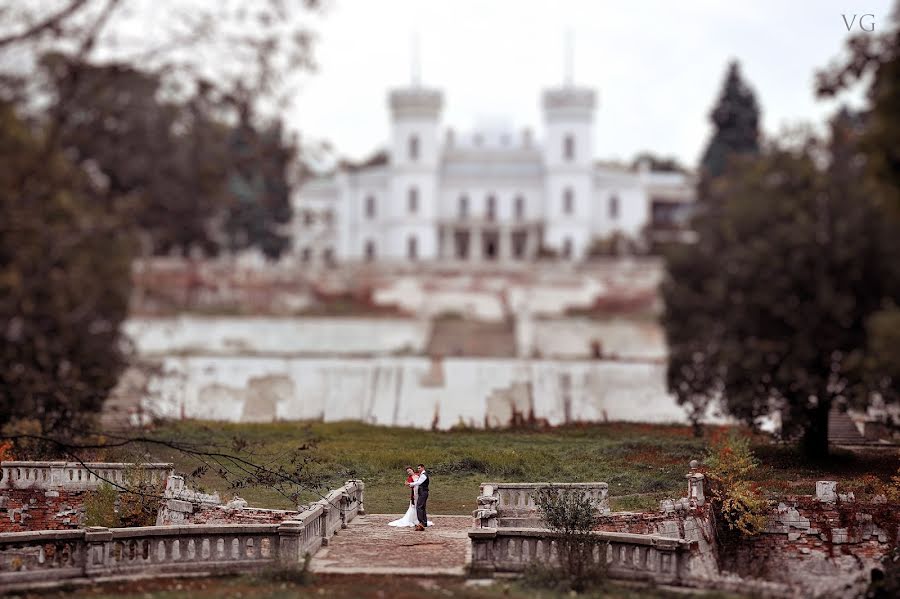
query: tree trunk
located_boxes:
[801,403,830,459]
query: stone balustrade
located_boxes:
[0,479,365,592]
[0,462,173,492]
[474,482,609,528]
[469,527,695,584]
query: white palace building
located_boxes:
[291,79,695,265]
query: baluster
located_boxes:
[646,548,658,572]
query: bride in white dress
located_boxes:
[388,466,432,527]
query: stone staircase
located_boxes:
[827,409,868,445]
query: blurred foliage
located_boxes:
[0,102,133,434]
[703,431,769,537]
[699,61,761,187]
[530,487,608,592]
[817,2,900,216]
[83,483,120,528]
[0,1,315,442]
[664,18,900,457]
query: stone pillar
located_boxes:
[320,504,332,546]
[471,226,483,262]
[277,520,305,565]
[686,460,705,507]
[351,479,366,515]
[83,527,113,576]
[498,226,511,262]
[598,482,611,514]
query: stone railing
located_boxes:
[474,482,609,528]
[0,462,173,492]
[0,479,364,592]
[469,527,695,584]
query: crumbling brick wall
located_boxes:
[719,496,897,598]
[1,461,173,532]
[0,488,87,532]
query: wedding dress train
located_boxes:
[388,501,433,527]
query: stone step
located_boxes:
[828,409,867,445]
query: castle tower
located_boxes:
[385,40,443,262]
[541,34,596,260]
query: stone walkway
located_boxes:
[309,514,472,575]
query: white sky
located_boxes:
[290,0,895,168]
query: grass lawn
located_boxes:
[119,420,899,516]
[26,574,748,599]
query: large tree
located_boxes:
[663,114,900,457]
[0,1,317,439]
[0,101,133,434]
[698,61,761,188]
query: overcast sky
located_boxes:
[291,0,894,168]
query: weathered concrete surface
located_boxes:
[136,356,725,428]
[309,514,471,575]
[126,317,431,357]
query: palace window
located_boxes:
[486,195,497,221]
[514,195,525,221]
[609,194,620,220]
[409,135,419,161]
[365,195,376,219]
[562,238,573,259]
[564,134,575,161]
[459,195,469,219]
[408,236,418,260]
[323,247,335,265]
[365,240,376,262]
[408,187,419,214]
[301,247,311,262]
[563,188,574,215]
[303,211,313,226]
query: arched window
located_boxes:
[408,187,419,214]
[564,134,575,161]
[514,196,525,221]
[563,188,574,215]
[459,195,469,219]
[609,194,620,220]
[407,236,418,260]
[365,195,376,219]
[486,195,497,221]
[365,240,376,262]
[409,135,420,161]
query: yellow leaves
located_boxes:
[705,431,769,537]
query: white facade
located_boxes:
[292,83,695,265]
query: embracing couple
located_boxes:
[388,463,433,530]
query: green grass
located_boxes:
[29,574,749,599]
[131,421,707,514]
[121,420,898,516]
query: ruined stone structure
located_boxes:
[468,469,898,598]
[0,462,173,533]
[0,466,365,593]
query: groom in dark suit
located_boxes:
[408,463,429,531]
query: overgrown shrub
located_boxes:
[83,465,166,528]
[83,483,120,528]
[526,486,608,593]
[704,431,769,537]
[118,465,166,527]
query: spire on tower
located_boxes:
[411,33,421,87]
[564,28,574,87]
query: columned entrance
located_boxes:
[438,222,541,262]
